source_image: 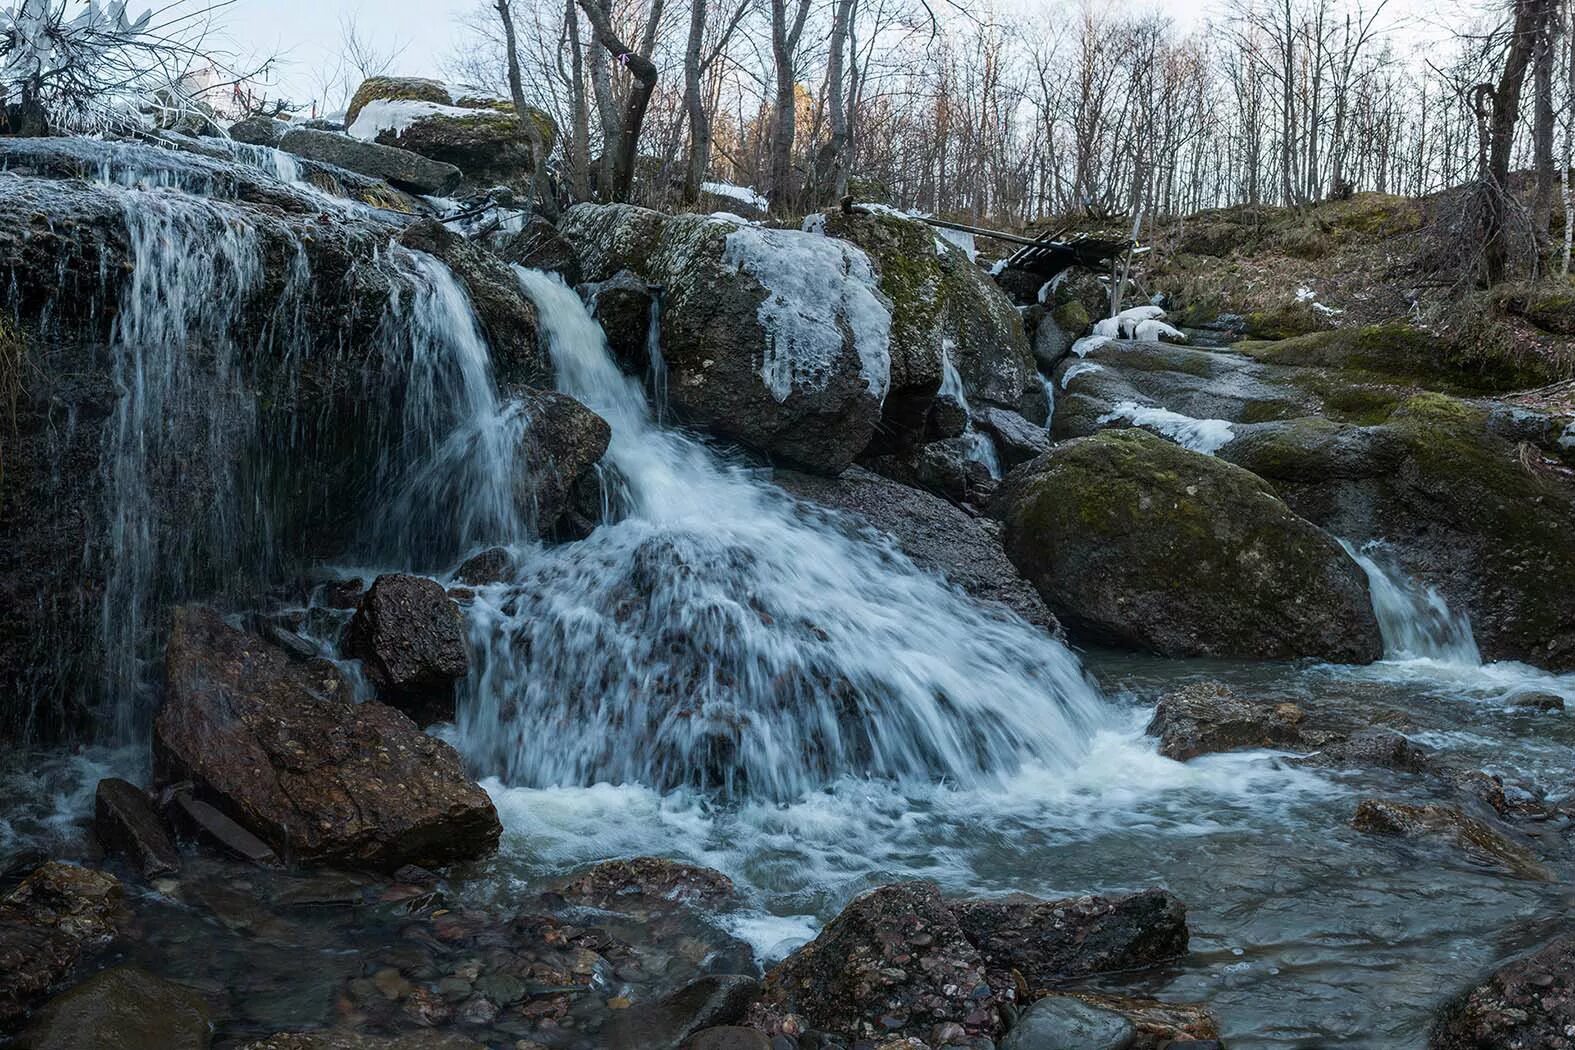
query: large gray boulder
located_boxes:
[559,205,892,474]
[277,127,461,194]
[156,606,501,871]
[992,429,1383,661]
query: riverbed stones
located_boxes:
[954,889,1189,994]
[342,574,469,725]
[1352,799,1548,881]
[94,778,180,878]
[0,862,126,1027]
[13,966,211,1050]
[992,429,1383,662]
[1145,682,1305,761]
[550,857,739,914]
[1430,930,1575,1050]
[755,881,1190,1041]
[156,605,501,872]
[774,466,1058,631]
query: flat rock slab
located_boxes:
[278,128,460,194]
[94,778,180,878]
[156,606,500,872]
[15,966,210,1050]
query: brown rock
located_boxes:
[1352,799,1548,881]
[14,965,211,1050]
[551,857,738,914]
[156,605,501,872]
[1430,931,1575,1050]
[0,862,126,1028]
[94,778,180,878]
[342,574,469,725]
[1145,682,1304,761]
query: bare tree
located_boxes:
[575,0,662,201]
[766,0,811,210]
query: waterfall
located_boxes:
[938,342,1003,480]
[454,271,1111,801]
[1340,540,1481,665]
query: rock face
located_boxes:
[755,881,1187,1041]
[774,466,1058,631]
[342,575,469,725]
[278,127,461,194]
[0,138,545,737]
[0,863,126,1028]
[1430,932,1575,1050]
[1146,681,1305,761]
[345,77,556,194]
[14,966,211,1050]
[993,429,1382,661]
[558,204,892,474]
[499,215,583,286]
[156,606,501,871]
[585,270,660,376]
[93,779,181,878]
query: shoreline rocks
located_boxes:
[1430,931,1575,1050]
[0,863,126,1028]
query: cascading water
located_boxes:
[1339,540,1480,664]
[454,270,1111,801]
[938,343,1003,479]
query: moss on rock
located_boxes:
[345,76,451,125]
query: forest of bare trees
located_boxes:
[439,0,1575,270]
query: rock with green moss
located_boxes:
[991,429,1382,661]
[557,205,892,473]
[1244,301,1327,340]
[808,207,1036,450]
[345,76,452,125]
[1225,392,1575,668]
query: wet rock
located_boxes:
[608,975,760,1050]
[229,115,288,147]
[0,862,126,1027]
[753,882,1002,1042]
[558,205,889,474]
[239,1033,484,1050]
[972,406,1051,469]
[586,270,661,375]
[156,605,501,872]
[1352,799,1548,881]
[498,215,582,286]
[1429,930,1575,1050]
[510,387,614,533]
[14,965,210,1050]
[278,128,461,194]
[1298,729,1431,773]
[1145,682,1304,761]
[1000,996,1135,1050]
[686,1028,773,1050]
[94,778,180,878]
[454,547,515,586]
[774,466,1058,632]
[169,793,280,866]
[551,857,739,914]
[1509,690,1565,712]
[342,574,469,725]
[992,429,1383,662]
[925,395,969,441]
[1057,993,1221,1049]
[954,889,1189,994]
[867,438,998,507]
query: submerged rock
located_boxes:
[1000,996,1135,1050]
[1430,931,1575,1050]
[607,975,760,1050]
[993,429,1382,661]
[156,606,500,871]
[1146,682,1305,761]
[93,778,181,878]
[1352,799,1548,881]
[0,862,126,1028]
[550,857,739,914]
[342,574,469,725]
[559,204,890,474]
[775,466,1057,632]
[14,966,210,1050]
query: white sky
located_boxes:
[215,0,1459,111]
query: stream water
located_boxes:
[3,149,1575,1048]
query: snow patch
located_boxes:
[1133,318,1187,343]
[721,225,892,403]
[988,258,1007,276]
[1071,335,1113,357]
[347,98,502,141]
[1097,401,1236,454]
[701,180,769,212]
[1060,361,1103,388]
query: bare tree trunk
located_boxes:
[1533,1,1559,233]
[813,0,854,205]
[576,0,662,202]
[495,0,557,218]
[1481,0,1552,283]
[682,0,709,202]
[566,0,591,202]
[768,0,812,211]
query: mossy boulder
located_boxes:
[992,429,1382,661]
[345,77,451,126]
[1223,392,1575,668]
[1244,301,1327,340]
[1239,322,1542,393]
[810,208,1036,446]
[557,205,891,474]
